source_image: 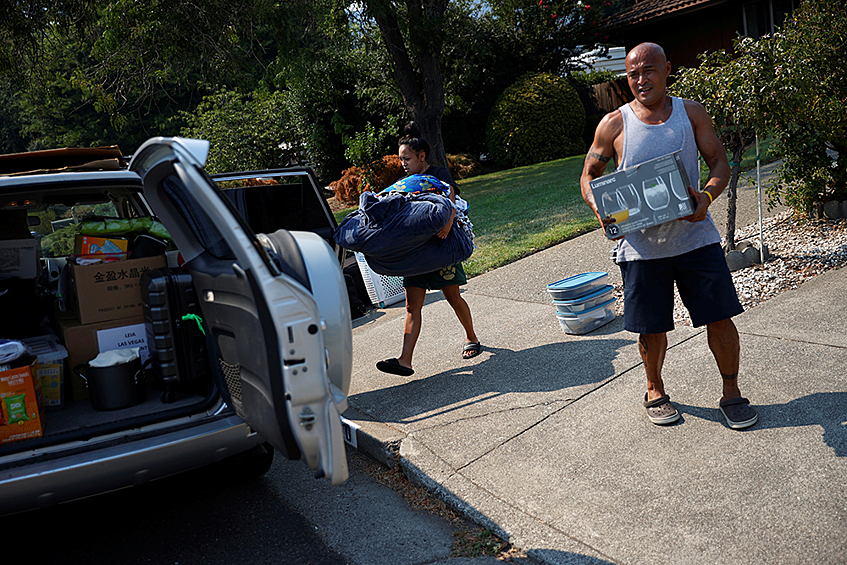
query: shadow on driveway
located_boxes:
[350,336,637,425]
[674,391,847,455]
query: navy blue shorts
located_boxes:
[618,243,743,334]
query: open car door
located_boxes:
[210,167,342,263]
[130,137,350,484]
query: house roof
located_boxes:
[609,0,734,29]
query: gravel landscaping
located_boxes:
[607,213,847,326]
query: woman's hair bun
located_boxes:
[404,121,422,138]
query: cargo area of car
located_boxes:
[0,148,345,463]
[30,383,215,439]
[0,179,221,460]
[1,263,223,465]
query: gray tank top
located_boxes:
[616,96,720,261]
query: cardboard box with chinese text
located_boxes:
[70,255,166,324]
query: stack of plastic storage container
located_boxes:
[546,272,617,334]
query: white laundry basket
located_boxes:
[354,252,406,308]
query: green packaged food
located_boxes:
[78,218,172,242]
[3,393,29,424]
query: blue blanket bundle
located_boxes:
[333,190,474,277]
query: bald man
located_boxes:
[580,43,758,430]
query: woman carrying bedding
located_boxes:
[376,122,481,376]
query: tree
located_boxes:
[0,78,27,154]
[2,0,278,152]
[180,88,296,174]
[671,49,763,251]
[1,0,617,177]
[674,0,847,217]
[0,0,95,79]
[356,0,451,168]
[486,0,620,77]
[348,0,612,168]
[742,0,847,213]
[439,0,615,156]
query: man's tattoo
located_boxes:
[721,372,738,381]
[638,336,648,356]
[588,150,610,163]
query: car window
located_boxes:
[161,174,234,260]
[30,202,119,258]
[219,175,331,234]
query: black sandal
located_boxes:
[376,358,414,376]
[462,342,482,359]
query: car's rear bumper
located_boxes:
[0,414,264,516]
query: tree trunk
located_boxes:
[369,0,449,168]
[723,147,744,252]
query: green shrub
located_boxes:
[486,72,585,168]
[669,0,847,214]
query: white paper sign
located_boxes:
[96,323,150,364]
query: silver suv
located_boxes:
[0,137,352,515]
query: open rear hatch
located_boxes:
[0,140,350,485]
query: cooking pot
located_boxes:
[73,356,146,411]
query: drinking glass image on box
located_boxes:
[590,151,696,239]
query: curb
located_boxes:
[341,407,406,468]
[341,411,555,563]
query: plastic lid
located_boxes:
[552,284,614,304]
[556,297,616,318]
[20,335,68,362]
[547,272,609,291]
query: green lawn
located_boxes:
[333,155,598,279]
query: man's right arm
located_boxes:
[580,110,622,229]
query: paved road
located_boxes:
[11,447,523,565]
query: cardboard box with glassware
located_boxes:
[590,150,697,240]
[69,255,166,325]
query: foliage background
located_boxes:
[0,0,619,184]
[672,0,846,215]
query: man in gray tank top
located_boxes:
[579,43,758,430]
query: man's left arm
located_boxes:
[684,100,730,222]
